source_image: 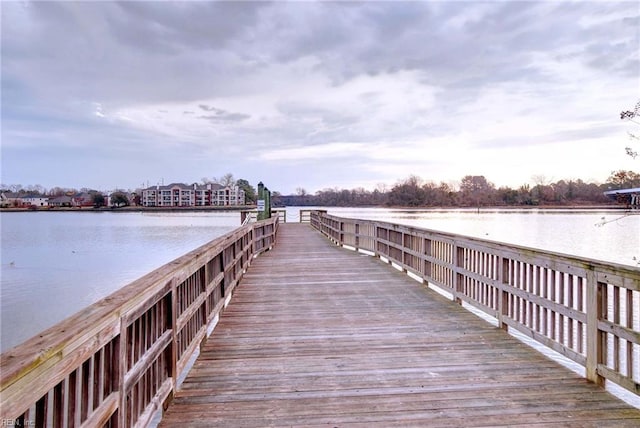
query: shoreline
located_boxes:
[0,205,256,213]
[0,203,630,213]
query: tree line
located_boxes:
[3,169,639,208]
[275,170,640,207]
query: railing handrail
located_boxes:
[0,215,279,426]
[241,209,286,223]
[308,210,640,396]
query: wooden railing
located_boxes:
[240,209,286,225]
[309,211,640,396]
[0,215,279,427]
[299,209,313,223]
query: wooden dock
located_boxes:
[160,223,640,427]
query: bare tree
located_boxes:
[621,100,640,159]
[218,173,236,187]
[203,173,235,187]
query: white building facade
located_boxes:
[141,183,246,207]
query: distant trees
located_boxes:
[606,170,640,189]
[236,179,256,204]
[110,192,129,207]
[202,173,259,204]
[91,192,106,207]
[273,173,622,208]
[202,173,236,187]
[388,175,425,206]
[385,176,459,207]
[459,175,496,207]
[48,187,76,196]
[4,168,634,210]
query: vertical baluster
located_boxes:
[17,412,28,428]
[80,359,91,422]
[499,257,510,330]
[510,261,516,322]
[541,268,548,337]
[626,289,634,379]
[516,261,522,323]
[494,255,500,310]
[474,250,479,301]
[613,285,620,372]
[477,251,482,304]
[138,316,144,368]
[130,380,137,424]
[525,264,532,329]
[104,340,113,401]
[129,323,135,370]
[550,271,557,341]
[94,348,103,410]
[53,381,63,428]
[144,365,150,417]
[577,276,585,355]
[67,370,77,428]
[35,394,47,428]
[484,253,490,307]
[558,273,565,345]
[534,266,541,333]
[567,274,572,348]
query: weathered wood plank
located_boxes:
[160,223,640,427]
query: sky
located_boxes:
[1,1,639,195]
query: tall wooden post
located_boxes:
[257,182,272,221]
[585,269,605,386]
[265,187,271,219]
[257,182,265,221]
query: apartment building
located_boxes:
[141,183,246,207]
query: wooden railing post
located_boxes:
[118,319,128,427]
[454,244,464,305]
[497,256,509,331]
[586,268,605,386]
[169,278,178,391]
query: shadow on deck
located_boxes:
[160,223,640,427]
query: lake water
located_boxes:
[1,207,638,352]
[0,211,240,351]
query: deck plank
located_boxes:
[160,223,640,427]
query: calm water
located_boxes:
[0,211,239,351]
[1,208,638,352]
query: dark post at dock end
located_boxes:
[257,182,271,221]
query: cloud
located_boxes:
[1,1,638,194]
[197,104,251,123]
[260,142,368,162]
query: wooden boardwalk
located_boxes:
[160,223,640,427]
